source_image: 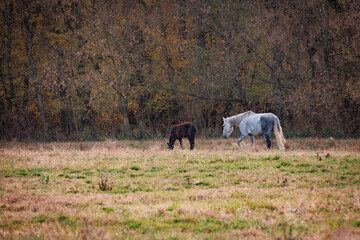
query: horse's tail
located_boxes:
[274,117,287,151]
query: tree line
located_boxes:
[1,0,359,141]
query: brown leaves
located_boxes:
[1,0,360,140]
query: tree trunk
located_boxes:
[270,43,285,116]
[195,2,206,49]
[36,83,48,139]
[179,0,187,40]
[6,2,15,111]
[22,2,49,140]
[108,1,132,137]
[119,95,131,136]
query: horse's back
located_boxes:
[242,113,277,135]
[259,113,278,121]
[173,122,196,138]
[174,122,194,131]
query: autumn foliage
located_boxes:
[0,0,359,140]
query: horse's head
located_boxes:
[167,136,175,150]
[222,117,233,139]
[167,141,174,150]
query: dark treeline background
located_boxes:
[1,0,359,141]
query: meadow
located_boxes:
[0,138,359,239]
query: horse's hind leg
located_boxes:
[237,133,247,150]
[264,133,271,149]
[179,138,184,149]
[189,138,194,150]
[261,116,274,149]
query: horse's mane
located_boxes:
[227,111,255,125]
[173,122,192,127]
[241,111,255,116]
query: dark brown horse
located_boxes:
[167,122,196,150]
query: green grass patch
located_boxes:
[31,214,49,223]
[1,139,359,239]
[102,207,114,214]
[127,220,142,229]
[195,181,210,186]
[130,166,140,171]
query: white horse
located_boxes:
[222,111,287,150]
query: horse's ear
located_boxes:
[222,117,226,122]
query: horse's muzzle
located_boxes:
[222,134,228,139]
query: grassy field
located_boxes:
[0,138,360,239]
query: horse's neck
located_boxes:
[229,114,244,126]
[230,112,254,126]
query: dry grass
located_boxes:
[0,138,360,239]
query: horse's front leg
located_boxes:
[237,134,247,150]
[179,138,184,149]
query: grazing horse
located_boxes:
[222,111,287,150]
[167,122,196,150]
